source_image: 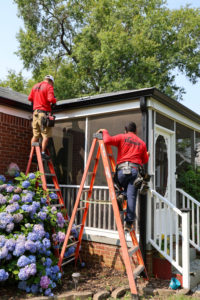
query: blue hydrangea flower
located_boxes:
[18,281,27,291]
[6,203,20,213]
[40,197,47,204]
[51,265,59,273]
[0,247,8,260]
[27,232,38,241]
[17,255,31,267]
[0,175,6,183]
[5,239,16,251]
[18,267,29,281]
[28,173,36,180]
[5,253,12,261]
[0,195,7,205]
[13,241,25,257]
[49,193,58,200]
[31,283,39,294]
[25,240,37,253]
[22,181,30,189]
[44,288,52,296]
[45,258,52,267]
[38,212,47,220]
[42,238,51,249]
[28,255,36,264]
[0,269,9,281]
[12,194,20,202]
[0,236,6,247]
[33,224,46,239]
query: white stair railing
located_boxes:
[148,189,190,289]
[176,188,200,251]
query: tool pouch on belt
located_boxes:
[41,113,56,129]
[46,113,56,127]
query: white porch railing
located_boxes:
[148,189,190,289]
[176,188,200,251]
[48,184,139,233]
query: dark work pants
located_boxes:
[117,167,138,223]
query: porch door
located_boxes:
[154,126,176,233]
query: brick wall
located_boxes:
[81,240,144,273]
[0,112,32,175]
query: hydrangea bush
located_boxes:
[0,171,72,296]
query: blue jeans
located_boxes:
[117,167,138,223]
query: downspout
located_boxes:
[139,96,148,266]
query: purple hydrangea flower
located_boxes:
[22,193,33,203]
[0,195,7,205]
[6,203,20,213]
[18,267,29,281]
[40,197,47,204]
[0,236,6,247]
[28,173,36,180]
[0,269,9,281]
[6,222,15,233]
[22,181,30,189]
[13,213,23,223]
[28,255,36,264]
[5,253,12,260]
[0,184,7,191]
[6,185,15,193]
[40,275,50,289]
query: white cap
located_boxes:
[45,75,54,83]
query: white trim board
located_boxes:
[82,227,139,247]
[147,98,200,132]
[55,99,140,120]
[0,105,31,120]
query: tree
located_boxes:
[0,70,34,94]
[14,0,200,100]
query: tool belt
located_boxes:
[117,161,140,174]
[38,111,56,128]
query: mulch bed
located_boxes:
[0,262,171,299]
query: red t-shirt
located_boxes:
[103,130,149,165]
[28,81,56,112]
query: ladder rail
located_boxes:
[58,137,98,267]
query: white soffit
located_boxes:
[55,98,140,120]
[0,105,31,120]
[147,98,200,131]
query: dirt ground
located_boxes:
[0,262,172,299]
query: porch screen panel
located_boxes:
[156,112,174,131]
[176,123,194,180]
[50,119,85,184]
[195,132,200,168]
[88,109,142,186]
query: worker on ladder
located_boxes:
[28,75,57,160]
[98,122,149,232]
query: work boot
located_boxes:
[41,152,50,160]
[124,221,134,232]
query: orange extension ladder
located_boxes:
[58,133,148,299]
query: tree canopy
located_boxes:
[11,0,200,100]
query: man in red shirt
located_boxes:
[28,75,57,160]
[99,122,149,231]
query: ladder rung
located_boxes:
[133,265,145,278]
[45,173,56,176]
[81,199,111,205]
[62,256,75,266]
[82,189,91,193]
[49,188,60,192]
[128,246,139,257]
[77,207,87,211]
[50,204,64,208]
[65,241,79,248]
[87,172,95,175]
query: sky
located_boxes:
[0,0,199,114]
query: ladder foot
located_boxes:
[131,294,139,300]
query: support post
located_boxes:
[181,209,190,289]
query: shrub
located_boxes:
[0,171,71,296]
